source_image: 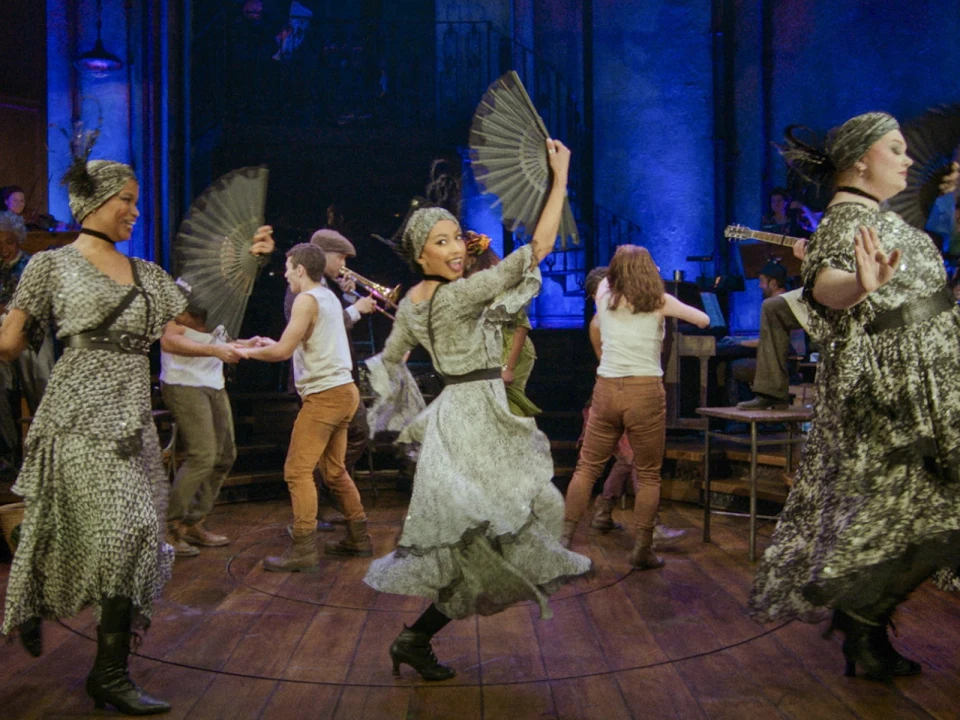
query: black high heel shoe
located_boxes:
[18,617,42,657]
[838,614,889,681]
[389,627,456,681]
[828,610,921,679]
[873,616,922,676]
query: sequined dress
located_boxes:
[1,246,187,633]
[363,245,592,619]
[749,203,960,622]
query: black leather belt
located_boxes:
[64,330,152,355]
[443,367,502,385]
[865,287,955,335]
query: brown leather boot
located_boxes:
[590,497,621,532]
[559,519,578,549]
[181,520,230,547]
[325,519,373,557]
[264,529,319,572]
[166,522,199,557]
[630,528,665,570]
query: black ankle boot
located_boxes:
[389,627,456,681]
[873,615,922,676]
[18,617,42,657]
[833,611,891,681]
[828,608,923,679]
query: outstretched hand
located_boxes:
[250,225,275,256]
[854,225,900,294]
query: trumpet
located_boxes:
[338,267,402,319]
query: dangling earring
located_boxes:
[856,163,867,179]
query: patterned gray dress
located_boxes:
[363,245,592,620]
[1,245,187,633]
[750,203,960,622]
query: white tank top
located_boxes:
[293,286,353,397]
[160,326,226,390]
[595,278,664,378]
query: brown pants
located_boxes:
[564,376,666,532]
[285,382,363,534]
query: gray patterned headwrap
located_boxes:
[778,111,900,187]
[401,207,458,268]
[67,160,137,223]
[825,112,900,173]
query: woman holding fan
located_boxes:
[363,139,591,681]
[750,112,960,681]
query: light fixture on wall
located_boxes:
[75,0,124,77]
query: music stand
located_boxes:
[736,241,801,279]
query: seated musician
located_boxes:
[733,256,808,410]
[760,187,816,238]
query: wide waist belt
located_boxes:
[865,287,955,335]
[64,330,152,355]
[443,367,502,385]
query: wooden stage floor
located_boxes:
[1,495,958,719]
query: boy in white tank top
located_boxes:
[238,244,368,572]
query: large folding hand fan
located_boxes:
[174,166,269,339]
[888,104,960,229]
[468,71,579,248]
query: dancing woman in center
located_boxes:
[363,140,592,680]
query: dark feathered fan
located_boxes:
[468,71,579,248]
[174,166,269,339]
[888,104,960,229]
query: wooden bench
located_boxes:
[696,405,812,562]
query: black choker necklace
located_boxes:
[421,274,451,284]
[80,228,118,244]
[836,186,881,204]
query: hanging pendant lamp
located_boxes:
[76,0,124,77]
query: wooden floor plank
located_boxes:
[409,686,483,720]
[258,682,342,720]
[221,595,319,676]
[550,675,634,720]
[332,686,413,720]
[482,682,556,720]
[578,582,671,671]
[613,666,706,719]
[283,607,368,682]
[187,675,277,720]
[477,603,549,684]
[530,593,607,680]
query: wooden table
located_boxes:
[696,405,812,562]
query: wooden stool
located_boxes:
[696,405,812,562]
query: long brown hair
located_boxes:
[606,245,665,313]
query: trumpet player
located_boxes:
[309,229,378,326]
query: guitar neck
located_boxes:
[742,229,802,247]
